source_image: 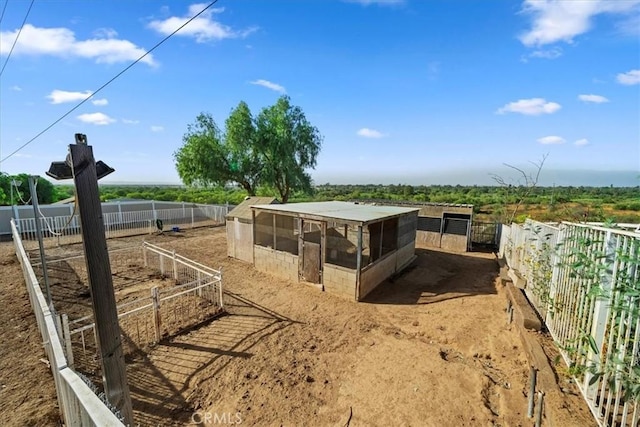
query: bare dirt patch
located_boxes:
[1,226,596,426]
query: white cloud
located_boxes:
[357,128,386,138]
[11,85,22,91]
[617,69,640,85]
[148,4,257,42]
[249,79,286,93]
[519,0,640,46]
[91,98,109,106]
[77,112,116,125]
[122,119,140,125]
[575,138,590,146]
[150,125,164,132]
[93,27,118,39]
[537,135,565,145]
[578,94,609,103]
[47,89,92,104]
[344,0,405,5]
[0,24,155,66]
[496,98,561,115]
[526,46,563,60]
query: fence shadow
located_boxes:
[128,292,297,425]
[363,248,499,305]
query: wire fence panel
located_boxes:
[10,219,125,426]
[500,219,640,427]
[66,242,224,383]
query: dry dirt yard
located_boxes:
[0,226,596,426]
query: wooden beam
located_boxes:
[355,225,362,301]
[70,141,133,425]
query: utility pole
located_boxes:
[27,176,52,305]
[47,134,133,424]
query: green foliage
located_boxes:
[174,111,260,195]
[255,96,322,203]
[0,173,58,205]
[174,97,322,203]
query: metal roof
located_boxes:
[226,196,278,220]
[251,201,419,225]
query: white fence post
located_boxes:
[143,244,148,267]
[172,250,178,280]
[191,208,195,228]
[584,230,616,400]
[152,287,161,343]
[62,314,74,369]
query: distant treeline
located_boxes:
[4,182,638,223]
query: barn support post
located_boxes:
[355,225,363,301]
[298,218,304,281]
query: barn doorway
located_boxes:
[302,221,322,283]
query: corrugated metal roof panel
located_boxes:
[226,196,278,221]
[251,201,418,224]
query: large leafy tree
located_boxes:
[255,96,322,203]
[174,101,263,195]
[175,97,322,202]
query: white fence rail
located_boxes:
[10,219,125,426]
[14,203,229,248]
[501,219,640,426]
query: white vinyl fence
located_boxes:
[10,219,125,426]
[14,203,229,248]
[501,219,640,426]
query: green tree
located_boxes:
[174,102,262,195]
[255,96,322,203]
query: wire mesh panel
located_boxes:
[500,219,640,426]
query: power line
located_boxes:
[0,0,34,78]
[0,0,9,27]
[0,0,220,165]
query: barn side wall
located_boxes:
[359,242,416,301]
[416,230,441,248]
[323,265,357,300]
[440,233,468,252]
[253,245,299,283]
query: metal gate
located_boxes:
[471,221,500,249]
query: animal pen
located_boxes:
[501,219,640,427]
[11,215,226,425]
[36,242,225,382]
[249,201,419,301]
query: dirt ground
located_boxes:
[0,226,596,426]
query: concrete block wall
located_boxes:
[323,264,356,300]
[359,253,397,299]
[416,230,441,248]
[441,233,468,252]
[253,245,299,283]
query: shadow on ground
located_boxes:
[363,248,499,305]
[128,292,298,426]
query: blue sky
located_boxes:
[0,0,638,186]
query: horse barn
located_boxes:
[248,201,419,301]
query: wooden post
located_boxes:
[151,286,161,343]
[320,222,326,287]
[272,214,277,249]
[69,141,133,425]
